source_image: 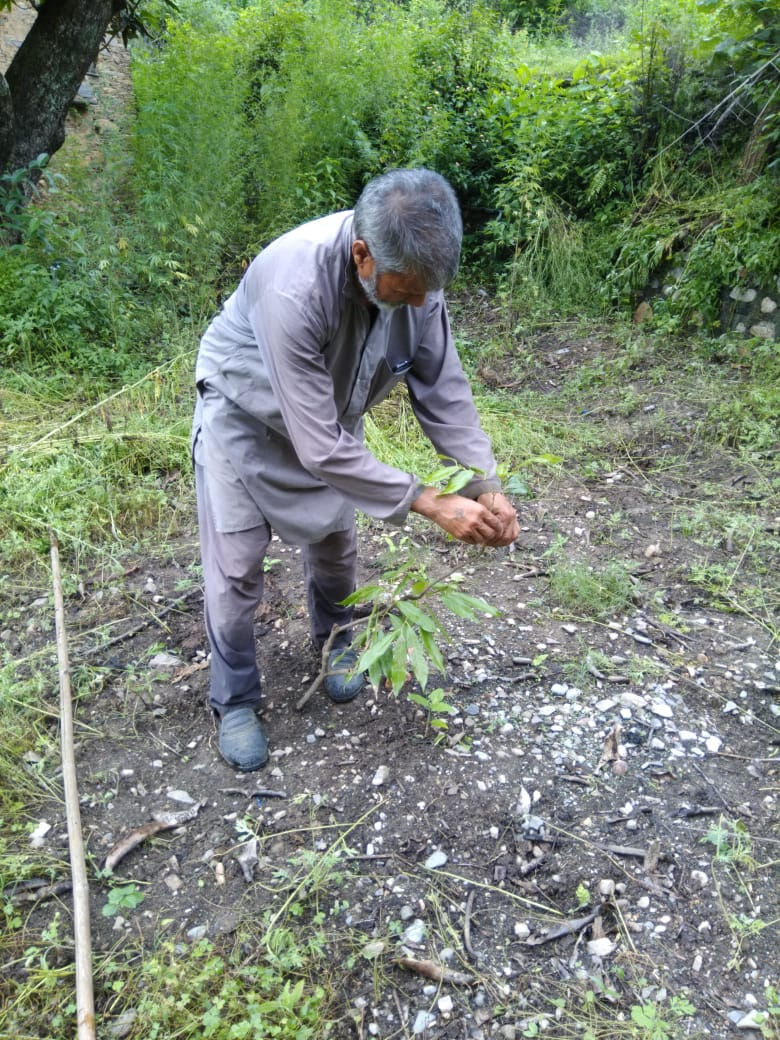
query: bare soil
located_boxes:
[9,324,780,1039]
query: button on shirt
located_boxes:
[193,210,501,544]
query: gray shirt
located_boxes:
[194,210,500,543]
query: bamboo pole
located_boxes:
[50,532,96,1040]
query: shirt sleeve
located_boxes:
[405,297,502,499]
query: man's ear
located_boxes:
[352,240,374,278]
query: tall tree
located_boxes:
[0,0,127,180]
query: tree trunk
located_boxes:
[2,0,122,176]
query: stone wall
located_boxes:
[721,280,779,341]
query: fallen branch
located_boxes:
[8,879,73,905]
[525,910,598,946]
[103,804,202,872]
[395,957,474,986]
[51,532,96,1040]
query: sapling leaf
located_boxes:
[398,599,438,631]
[357,630,396,672]
[419,627,446,674]
[440,589,500,620]
[389,635,409,692]
[342,584,383,606]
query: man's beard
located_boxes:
[357,271,405,312]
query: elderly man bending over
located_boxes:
[193,167,519,771]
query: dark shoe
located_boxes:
[324,648,364,703]
[218,707,268,771]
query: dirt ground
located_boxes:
[3,8,780,1038]
[9,324,779,1039]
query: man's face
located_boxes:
[358,269,428,311]
[352,239,429,310]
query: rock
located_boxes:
[372,765,390,787]
[187,925,208,941]
[424,850,448,869]
[412,1010,436,1034]
[107,1009,138,1038]
[586,937,616,957]
[29,820,51,847]
[729,286,757,303]
[633,300,653,323]
[149,652,183,670]
[402,919,427,944]
[71,81,97,110]
[167,789,196,805]
[649,700,673,718]
[736,1010,765,1030]
[438,995,454,1013]
[749,321,775,339]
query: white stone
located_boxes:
[29,819,51,847]
[705,735,722,753]
[760,296,777,313]
[424,850,448,869]
[677,730,698,743]
[650,700,674,718]
[149,652,183,670]
[167,789,196,804]
[750,321,776,339]
[620,692,647,709]
[736,1010,765,1030]
[403,919,427,944]
[371,766,390,787]
[413,1011,436,1034]
[729,286,757,302]
[438,995,454,1014]
[586,937,616,957]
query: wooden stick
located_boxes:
[50,532,96,1040]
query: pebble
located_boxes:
[29,820,51,847]
[167,789,196,805]
[403,920,427,944]
[649,700,673,718]
[372,765,390,787]
[106,1009,137,1038]
[424,850,448,869]
[413,1011,436,1034]
[149,652,183,670]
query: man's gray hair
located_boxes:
[353,168,463,290]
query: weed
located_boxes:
[101,883,146,917]
[547,558,636,619]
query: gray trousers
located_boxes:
[195,463,356,714]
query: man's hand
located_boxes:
[477,491,520,546]
[411,487,519,547]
